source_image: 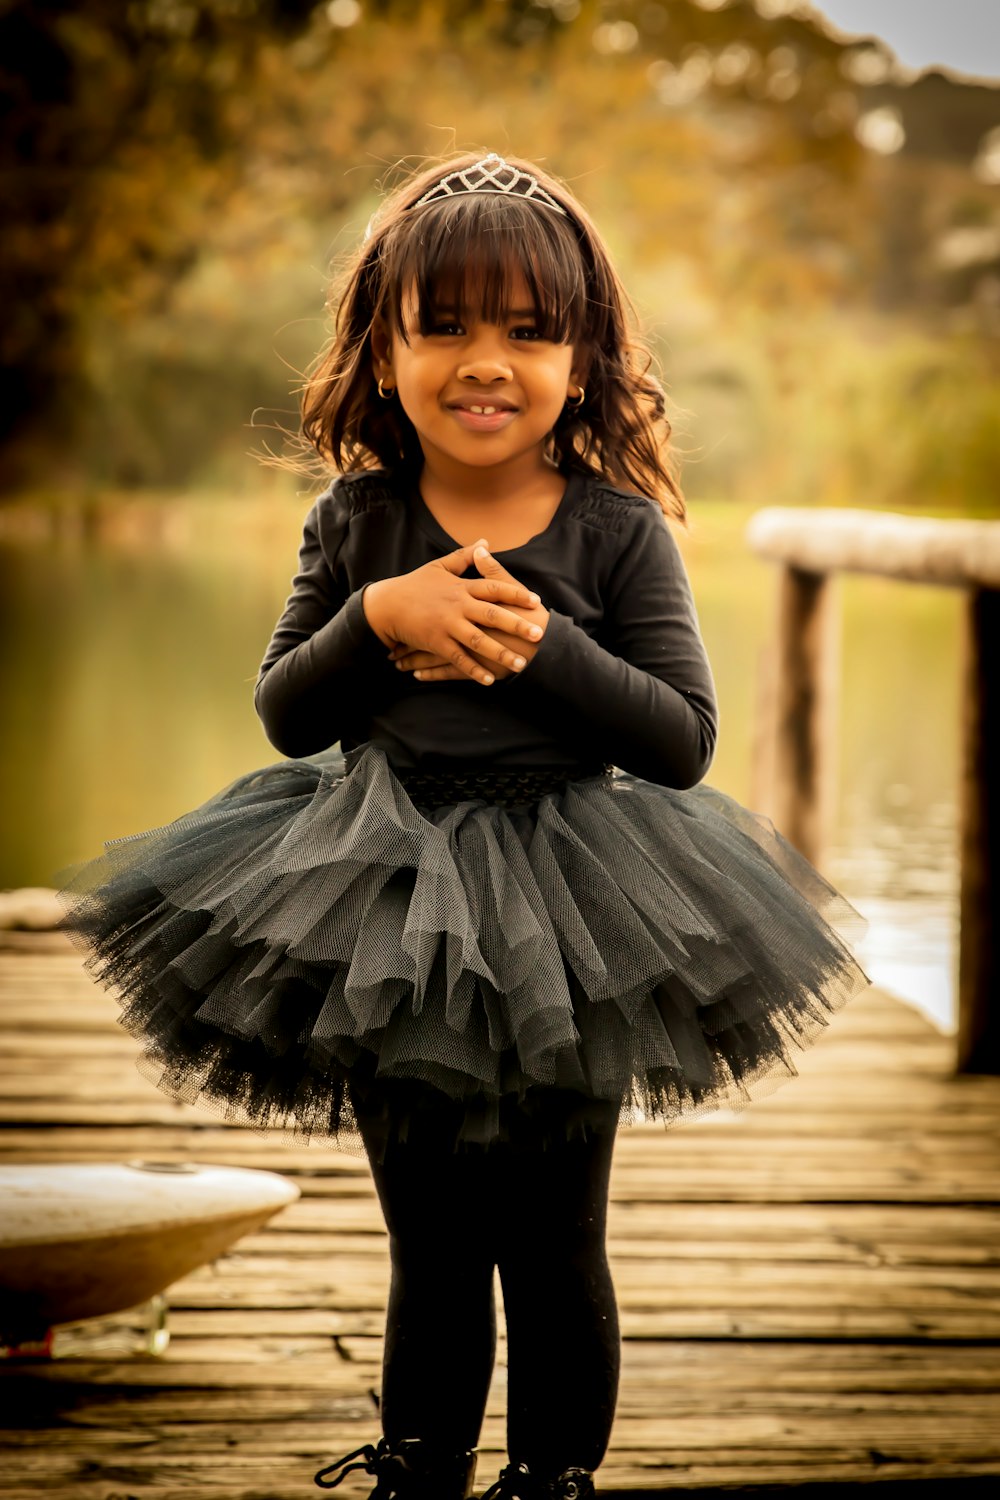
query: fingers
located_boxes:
[387,627,522,683]
[412,665,467,683]
[456,627,528,675]
[467,545,539,606]
[468,546,545,622]
[388,649,508,683]
[472,544,520,583]
[466,598,545,644]
[389,648,444,670]
[391,629,503,684]
[440,538,540,608]
[467,578,541,610]
[377,543,547,685]
[389,642,517,681]
[445,643,498,685]
[437,537,489,575]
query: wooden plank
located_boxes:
[0,1022,972,1072]
[0,1152,995,1203]
[16,1089,1000,1137]
[182,1247,1000,1301]
[0,1446,996,1492]
[958,585,1000,1073]
[7,1342,1000,1406]
[770,565,836,865]
[3,956,1000,1493]
[13,1338,997,1392]
[0,1050,971,1098]
[744,507,1000,589]
[245,1231,1000,1267]
[3,1388,1000,1444]
[2,1403,999,1447]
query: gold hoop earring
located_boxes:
[566,387,585,409]
[377,378,395,400]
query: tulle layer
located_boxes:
[55,745,870,1151]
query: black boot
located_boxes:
[480,1461,595,1499]
[314,1436,478,1497]
[547,1470,595,1499]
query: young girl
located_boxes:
[57,152,869,1500]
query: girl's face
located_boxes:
[373,270,583,482]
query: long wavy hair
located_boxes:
[300,152,687,522]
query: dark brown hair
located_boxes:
[300,152,686,522]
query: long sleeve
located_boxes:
[251,469,718,781]
[254,491,386,758]
[509,501,718,788]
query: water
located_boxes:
[0,494,963,1033]
[828,805,959,1035]
[686,505,962,1034]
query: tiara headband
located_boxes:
[411,153,569,217]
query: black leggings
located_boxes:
[353,1086,621,1479]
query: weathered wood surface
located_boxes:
[958,585,1000,1072]
[769,565,837,867]
[1,939,999,1495]
[745,507,1000,588]
[746,506,1000,1075]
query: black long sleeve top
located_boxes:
[254,468,719,790]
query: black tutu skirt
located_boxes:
[55,745,870,1153]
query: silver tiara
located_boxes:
[412,153,568,216]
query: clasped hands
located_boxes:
[362,541,549,686]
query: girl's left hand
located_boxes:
[389,546,550,682]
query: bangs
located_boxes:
[382,193,588,345]
[308,151,681,515]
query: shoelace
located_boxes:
[314,1439,386,1489]
[480,1464,593,1500]
[480,1463,535,1500]
[551,1474,592,1500]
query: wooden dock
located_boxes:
[1,936,999,1496]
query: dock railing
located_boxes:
[745,507,1000,1075]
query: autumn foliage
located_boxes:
[2,0,997,507]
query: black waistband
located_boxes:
[393,762,613,809]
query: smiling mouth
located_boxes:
[448,402,518,415]
[446,402,520,433]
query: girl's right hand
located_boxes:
[362,540,544,686]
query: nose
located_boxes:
[456,327,513,384]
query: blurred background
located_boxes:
[2,0,998,1032]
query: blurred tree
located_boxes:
[2,0,995,493]
[1,0,318,487]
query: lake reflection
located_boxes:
[0,495,961,1032]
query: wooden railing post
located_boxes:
[957,586,1000,1073]
[771,566,838,870]
[745,507,1000,1077]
